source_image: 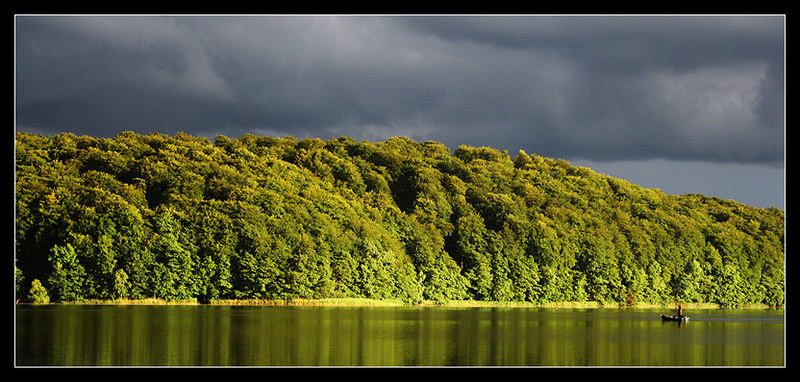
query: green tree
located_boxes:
[619,263,648,306]
[151,208,196,301]
[28,279,49,304]
[451,214,493,300]
[113,268,131,299]
[675,259,708,303]
[717,263,747,308]
[513,150,534,169]
[642,261,669,304]
[47,244,87,302]
[357,240,408,300]
[759,266,784,307]
[15,263,24,300]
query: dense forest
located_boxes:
[15,132,785,307]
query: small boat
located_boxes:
[661,314,689,322]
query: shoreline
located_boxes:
[16,297,781,310]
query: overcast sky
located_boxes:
[14,15,785,209]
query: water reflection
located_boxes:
[16,305,784,366]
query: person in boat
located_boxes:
[676,303,683,318]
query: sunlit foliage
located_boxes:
[15,132,785,307]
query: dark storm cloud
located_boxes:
[15,15,784,165]
[398,16,784,163]
[401,16,782,73]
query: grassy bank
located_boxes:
[26,298,779,310]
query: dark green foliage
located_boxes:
[15,132,785,307]
[16,262,25,299]
[47,244,87,302]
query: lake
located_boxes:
[15,304,784,367]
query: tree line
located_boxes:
[15,132,785,307]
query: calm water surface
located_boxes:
[15,305,784,366]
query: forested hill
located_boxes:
[15,132,785,307]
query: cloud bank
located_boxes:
[16,15,784,166]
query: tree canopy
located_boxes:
[15,132,785,307]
